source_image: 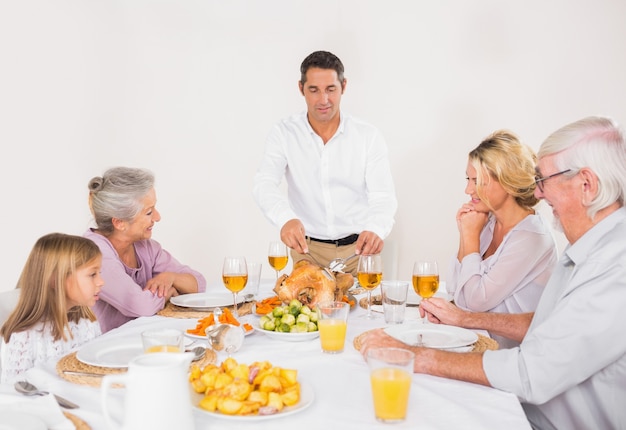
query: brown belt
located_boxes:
[307,234,358,246]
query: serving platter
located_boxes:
[191,382,314,421]
[384,323,478,349]
[171,292,244,309]
[254,321,320,342]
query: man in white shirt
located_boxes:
[360,116,626,429]
[253,51,397,274]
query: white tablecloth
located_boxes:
[12,281,531,430]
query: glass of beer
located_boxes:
[222,256,248,317]
[268,241,288,279]
[368,347,414,423]
[317,301,350,353]
[357,254,383,319]
[412,261,439,323]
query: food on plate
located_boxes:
[255,296,283,315]
[258,299,318,333]
[273,260,354,306]
[187,308,253,336]
[341,294,356,308]
[190,357,301,415]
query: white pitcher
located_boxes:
[101,352,195,430]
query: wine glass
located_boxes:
[412,261,439,324]
[268,241,288,278]
[357,254,383,319]
[222,256,248,317]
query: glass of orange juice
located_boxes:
[141,328,184,353]
[367,347,414,423]
[316,301,350,354]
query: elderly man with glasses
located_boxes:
[361,116,626,430]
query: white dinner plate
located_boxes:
[76,335,143,368]
[254,321,320,342]
[170,292,245,309]
[384,323,478,349]
[192,382,314,421]
[0,411,46,430]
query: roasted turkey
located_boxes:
[273,260,354,306]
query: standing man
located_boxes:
[361,116,626,429]
[253,51,397,275]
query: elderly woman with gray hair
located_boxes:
[85,167,206,332]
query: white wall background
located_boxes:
[1,0,625,292]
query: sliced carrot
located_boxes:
[186,313,215,335]
[255,296,282,315]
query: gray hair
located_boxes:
[88,167,155,234]
[538,116,626,219]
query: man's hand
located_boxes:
[280,219,308,254]
[354,231,383,255]
[419,298,467,326]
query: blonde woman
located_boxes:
[448,130,558,348]
[0,233,103,382]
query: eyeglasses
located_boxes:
[534,169,572,192]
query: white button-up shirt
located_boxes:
[253,111,397,240]
[483,208,626,429]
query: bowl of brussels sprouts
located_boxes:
[255,300,320,341]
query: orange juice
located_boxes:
[318,319,347,353]
[145,345,181,353]
[370,367,412,421]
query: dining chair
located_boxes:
[0,289,20,326]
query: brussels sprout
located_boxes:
[307,321,318,332]
[259,315,270,327]
[272,307,284,318]
[263,319,276,331]
[281,314,296,326]
[288,299,303,310]
[295,322,309,333]
[309,311,318,323]
[277,323,292,333]
[299,305,312,316]
[296,314,310,324]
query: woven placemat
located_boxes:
[56,349,217,387]
[157,301,254,319]
[352,329,498,353]
[64,412,90,430]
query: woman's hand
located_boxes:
[456,203,489,234]
[145,272,176,298]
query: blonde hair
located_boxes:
[1,233,101,343]
[469,130,539,210]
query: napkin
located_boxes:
[0,385,74,430]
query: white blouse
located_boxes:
[447,213,558,348]
[0,319,101,383]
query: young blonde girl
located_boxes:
[0,233,104,382]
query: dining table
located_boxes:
[3,279,532,430]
